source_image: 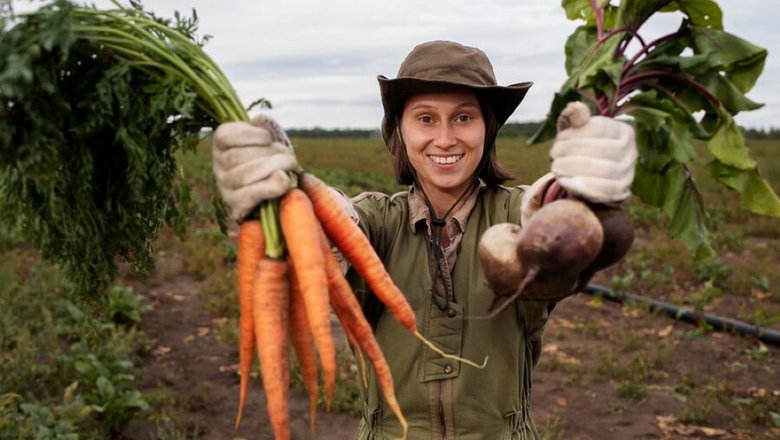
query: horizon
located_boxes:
[10,0,780,130]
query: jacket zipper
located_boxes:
[437,380,447,439]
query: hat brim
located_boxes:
[378,75,533,144]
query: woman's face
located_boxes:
[400,91,485,200]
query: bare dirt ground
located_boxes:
[119,252,779,440]
[118,254,359,440]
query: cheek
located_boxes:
[468,135,486,162]
[401,131,427,162]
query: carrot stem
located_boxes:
[260,199,285,259]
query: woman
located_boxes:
[212,40,636,439]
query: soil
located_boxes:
[118,254,359,440]
[119,251,780,440]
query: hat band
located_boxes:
[400,66,496,88]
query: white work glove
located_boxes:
[550,102,638,204]
[212,114,297,222]
[520,173,556,227]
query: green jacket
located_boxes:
[347,185,554,440]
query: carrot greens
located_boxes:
[0,0,289,295]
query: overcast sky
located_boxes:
[11,0,780,129]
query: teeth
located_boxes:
[430,155,463,164]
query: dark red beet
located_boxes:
[479,199,603,317]
[516,199,604,274]
[586,206,634,272]
[574,205,635,291]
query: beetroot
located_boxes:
[478,222,525,297]
[478,199,604,317]
[574,205,635,291]
[586,206,635,272]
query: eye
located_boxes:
[455,114,473,123]
[419,115,433,124]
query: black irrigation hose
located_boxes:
[583,283,780,346]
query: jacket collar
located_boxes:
[407,179,485,236]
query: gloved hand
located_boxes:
[212,114,297,222]
[550,102,638,204]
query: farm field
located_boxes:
[1,135,779,439]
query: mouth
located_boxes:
[429,154,464,165]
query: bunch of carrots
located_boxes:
[235,172,485,440]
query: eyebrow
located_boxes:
[407,101,481,112]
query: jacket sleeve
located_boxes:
[517,301,556,368]
[343,191,395,329]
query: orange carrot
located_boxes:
[288,258,320,433]
[235,219,264,429]
[317,227,408,439]
[299,173,416,333]
[345,326,369,389]
[301,173,488,371]
[279,188,337,409]
[253,257,291,440]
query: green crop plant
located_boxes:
[531,0,779,259]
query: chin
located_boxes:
[432,177,469,191]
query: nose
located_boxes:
[433,124,457,149]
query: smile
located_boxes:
[429,154,464,165]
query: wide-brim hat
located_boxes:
[378,40,533,145]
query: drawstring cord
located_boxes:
[414,177,477,310]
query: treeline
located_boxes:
[286,128,382,139]
[288,122,780,140]
[742,126,780,140]
[286,123,540,139]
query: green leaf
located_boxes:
[692,26,767,93]
[628,92,697,164]
[561,0,618,28]
[665,170,713,260]
[564,25,598,77]
[707,115,756,170]
[672,0,723,29]
[95,376,115,400]
[572,33,624,90]
[632,162,667,208]
[563,0,599,23]
[635,47,716,79]
[633,162,713,259]
[630,106,669,131]
[742,174,780,217]
[695,71,763,114]
[705,162,780,217]
[617,0,673,29]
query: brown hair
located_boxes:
[387,93,514,187]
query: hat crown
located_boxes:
[396,40,498,88]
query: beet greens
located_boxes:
[530,0,779,259]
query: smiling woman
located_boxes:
[212,37,641,439]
